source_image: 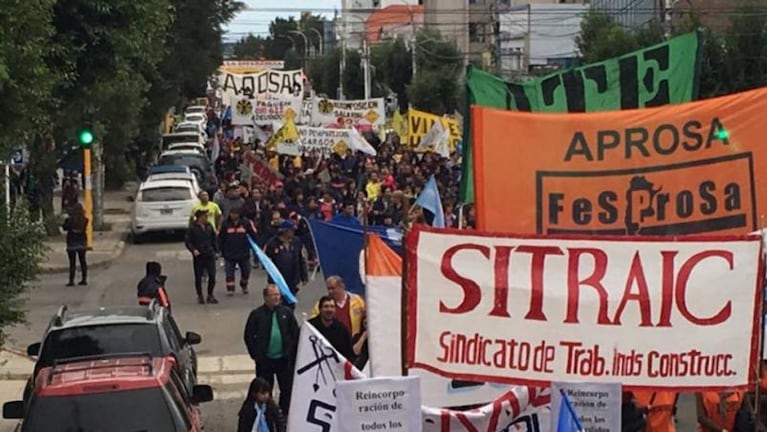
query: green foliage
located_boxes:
[234,13,326,63]
[575,10,664,65]
[0,0,58,155]
[0,205,48,346]
[371,37,412,109]
[306,49,341,98]
[406,28,462,114]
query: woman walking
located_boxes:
[237,378,286,432]
[63,203,88,286]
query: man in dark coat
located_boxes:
[184,209,219,304]
[243,285,300,415]
[136,261,171,310]
[308,295,354,361]
[263,220,307,307]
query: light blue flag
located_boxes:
[247,236,297,305]
[414,175,446,228]
[557,389,583,432]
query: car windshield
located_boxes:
[162,134,200,147]
[39,324,163,367]
[139,187,192,202]
[22,388,184,432]
[158,154,209,172]
[185,115,204,122]
[175,126,198,134]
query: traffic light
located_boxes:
[78,129,94,146]
[716,128,729,140]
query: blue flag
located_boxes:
[247,235,297,305]
[307,219,403,295]
[557,390,583,432]
[414,175,445,228]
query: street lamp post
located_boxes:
[288,30,309,66]
[308,28,324,56]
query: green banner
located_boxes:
[460,31,702,203]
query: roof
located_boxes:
[54,306,160,329]
[36,356,170,397]
[159,149,209,157]
[139,179,195,190]
[163,131,200,138]
[148,165,191,175]
[366,5,424,43]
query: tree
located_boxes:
[574,10,664,65]
[406,29,462,114]
[233,34,270,59]
[371,37,412,109]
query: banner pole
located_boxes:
[401,238,409,377]
[756,215,765,426]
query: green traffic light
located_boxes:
[79,129,94,145]
[716,128,729,140]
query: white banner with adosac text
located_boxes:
[219,69,304,105]
[310,97,385,128]
[406,226,763,391]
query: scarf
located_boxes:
[251,402,269,432]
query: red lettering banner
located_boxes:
[405,225,763,391]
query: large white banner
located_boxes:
[311,97,385,128]
[219,69,304,104]
[406,226,763,391]
[288,321,551,432]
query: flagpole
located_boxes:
[560,389,584,432]
[400,239,409,377]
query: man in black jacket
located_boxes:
[264,220,307,308]
[218,206,257,296]
[185,209,219,305]
[308,295,354,361]
[243,284,299,415]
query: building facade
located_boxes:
[590,0,660,30]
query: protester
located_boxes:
[243,285,299,415]
[237,377,287,432]
[62,202,88,286]
[352,315,369,370]
[311,276,366,339]
[263,220,307,304]
[185,209,219,304]
[631,391,678,432]
[308,295,355,361]
[218,206,257,295]
[696,390,744,432]
[136,261,171,310]
[190,190,223,230]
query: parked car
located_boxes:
[145,165,202,195]
[174,121,208,139]
[24,301,201,404]
[168,142,207,155]
[157,149,217,195]
[131,178,200,241]
[162,131,205,149]
[184,105,207,116]
[183,113,206,128]
[4,354,213,431]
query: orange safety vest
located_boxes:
[633,391,677,432]
[698,391,743,432]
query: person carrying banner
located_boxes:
[631,391,679,432]
[136,261,171,311]
[243,285,299,415]
[696,390,744,432]
[263,220,307,305]
[218,206,257,296]
[310,275,366,339]
[308,295,354,361]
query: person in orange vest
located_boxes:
[696,390,744,432]
[631,391,679,432]
[136,261,171,311]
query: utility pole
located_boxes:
[93,140,104,232]
[363,39,371,99]
[340,38,347,100]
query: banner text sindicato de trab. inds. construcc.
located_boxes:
[405,226,763,391]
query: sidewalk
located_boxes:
[0,349,32,432]
[41,183,137,274]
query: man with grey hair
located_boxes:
[310,275,366,339]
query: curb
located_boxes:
[0,348,34,381]
[40,234,128,275]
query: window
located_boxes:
[22,388,182,432]
[161,316,183,352]
[469,23,485,43]
[139,187,193,202]
[39,324,163,367]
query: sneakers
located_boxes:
[197,295,205,305]
[206,296,219,304]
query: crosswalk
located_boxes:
[196,354,255,401]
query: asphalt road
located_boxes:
[3,234,701,431]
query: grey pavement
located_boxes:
[1,222,701,431]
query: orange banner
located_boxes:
[472,86,767,235]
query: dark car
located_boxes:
[4,355,213,432]
[24,300,201,403]
[157,150,217,195]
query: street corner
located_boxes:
[0,348,34,380]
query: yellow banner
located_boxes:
[407,109,461,150]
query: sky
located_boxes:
[225,0,342,43]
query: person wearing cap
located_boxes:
[217,180,245,222]
[264,219,308,308]
[190,190,222,231]
[219,206,257,296]
[185,209,220,304]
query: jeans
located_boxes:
[224,256,251,292]
[256,357,293,415]
[67,249,87,283]
[192,254,216,297]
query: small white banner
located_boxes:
[550,382,622,432]
[311,97,386,128]
[336,377,422,432]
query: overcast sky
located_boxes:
[225,0,341,42]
